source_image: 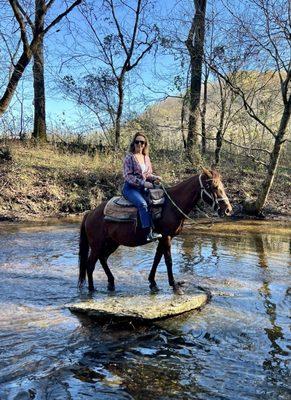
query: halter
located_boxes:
[199,174,229,210]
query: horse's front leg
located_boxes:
[163,236,184,295]
[148,239,164,292]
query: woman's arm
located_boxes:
[123,154,145,187]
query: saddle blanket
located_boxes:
[104,189,165,223]
[104,196,138,222]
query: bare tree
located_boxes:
[200,7,216,156]
[0,0,82,142]
[79,0,159,148]
[210,0,290,214]
[185,0,207,163]
[200,63,209,154]
[32,0,46,142]
[213,75,243,165]
[180,92,188,149]
[61,71,117,145]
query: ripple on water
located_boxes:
[0,221,290,400]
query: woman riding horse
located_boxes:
[79,166,232,294]
[122,132,162,242]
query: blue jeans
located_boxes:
[122,181,151,229]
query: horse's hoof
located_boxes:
[150,284,160,293]
[173,285,184,295]
[78,279,86,290]
[107,282,115,291]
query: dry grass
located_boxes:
[0,140,289,221]
[0,142,121,220]
[0,141,190,221]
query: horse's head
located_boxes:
[199,168,232,217]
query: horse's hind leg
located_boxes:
[87,251,98,291]
[148,239,164,292]
[99,240,119,291]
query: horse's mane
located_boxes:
[166,174,198,193]
[166,169,221,192]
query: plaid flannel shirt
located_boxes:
[123,153,156,188]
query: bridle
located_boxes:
[159,173,230,225]
[199,174,229,211]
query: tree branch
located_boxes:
[128,0,142,54]
[0,32,21,68]
[208,62,276,137]
[127,41,154,70]
[43,0,82,35]
[45,0,56,11]
[80,9,118,78]
[8,0,30,51]
[15,0,35,30]
[106,0,129,57]
[222,136,271,155]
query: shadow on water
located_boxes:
[0,220,290,399]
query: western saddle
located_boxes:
[104,188,165,223]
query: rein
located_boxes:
[159,177,215,227]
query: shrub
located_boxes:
[0,147,12,162]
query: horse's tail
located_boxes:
[78,212,89,288]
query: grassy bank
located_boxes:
[0,141,290,221]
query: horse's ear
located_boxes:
[202,166,212,179]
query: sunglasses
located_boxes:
[135,140,145,145]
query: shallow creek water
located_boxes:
[0,220,290,400]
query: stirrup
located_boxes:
[146,231,162,242]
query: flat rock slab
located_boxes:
[69,288,209,322]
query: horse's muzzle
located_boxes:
[218,205,232,217]
[224,206,233,216]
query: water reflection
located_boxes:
[254,234,289,393]
[0,221,290,399]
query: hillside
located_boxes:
[0,141,290,222]
[138,71,288,155]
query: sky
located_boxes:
[2,0,281,137]
[44,0,191,130]
[0,0,196,136]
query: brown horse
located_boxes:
[78,168,232,294]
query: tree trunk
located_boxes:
[19,96,25,140]
[201,69,209,154]
[185,0,207,163]
[0,51,32,117]
[215,131,223,165]
[181,95,188,149]
[32,0,46,142]
[254,97,291,210]
[115,77,124,149]
[215,78,226,165]
[244,95,291,213]
[0,0,81,120]
[32,39,46,142]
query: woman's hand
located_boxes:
[144,181,154,189]
[153,175,162,183]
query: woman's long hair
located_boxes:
[129,132,149,155]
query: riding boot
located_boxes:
[146,228,162,242]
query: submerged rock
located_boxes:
[69,288,209,322]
